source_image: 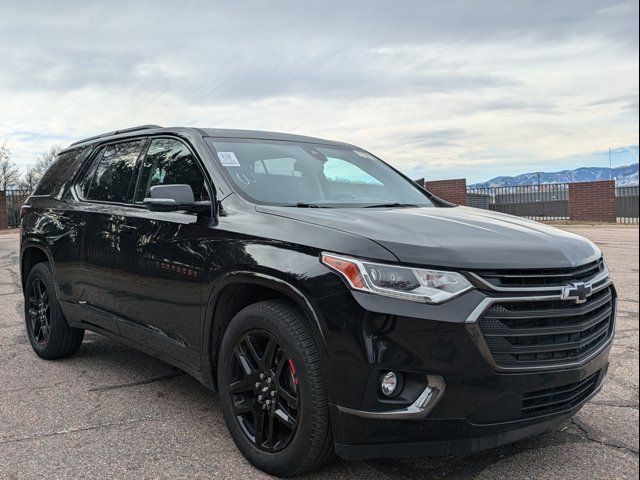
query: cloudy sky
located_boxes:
[1,0,638,183]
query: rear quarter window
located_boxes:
[33,147,90,198]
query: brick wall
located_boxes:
[568,180,616,223]
[0,191,7,229]
[423,178,468,206]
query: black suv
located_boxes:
[21,125,615,476]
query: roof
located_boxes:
[196,128,350,147]
[66,125,351,150]
[68,125,163,146]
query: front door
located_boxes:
[112,137,213,370]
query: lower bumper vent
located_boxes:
[521,372,600,419]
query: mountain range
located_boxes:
[469,163,639,188]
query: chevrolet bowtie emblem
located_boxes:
[561,282,593,304]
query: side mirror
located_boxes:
[143,184,212,214]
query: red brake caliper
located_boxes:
[288,359,299,386]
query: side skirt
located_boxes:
[59,299,215,391]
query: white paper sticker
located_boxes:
[217,151,241,167]
[354,150,376,160]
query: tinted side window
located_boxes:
[134,138,208,202]
[82,140,144,203]
[79,148,103,198]
[34,147,89,197]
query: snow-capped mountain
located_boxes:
[469,164,639,188]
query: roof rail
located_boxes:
[69,124,163,146]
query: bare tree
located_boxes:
[0,141,20,191]
[31,144,63,186]
[20,166,39,192]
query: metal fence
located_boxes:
[467,184,570,220]
[616,186,639,224]
[3,184,639,227]
[4,189,31,228]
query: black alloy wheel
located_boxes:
[229,330,300,452]
[24,262,84,359]
[27,277,51,346]
[218,300,335,476]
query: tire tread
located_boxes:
[25,262,84,360]
[219,299,335,476]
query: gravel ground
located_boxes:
[0,225,637,479]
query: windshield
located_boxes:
[205,138,433,208]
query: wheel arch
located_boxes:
[20,240,55,291]
[203,271,329,391]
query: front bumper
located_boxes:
[334,387,599,460]
[331,361,608,459]
[314,278,615,458]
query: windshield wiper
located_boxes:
[289,202,329,208]
[362,203,420,208]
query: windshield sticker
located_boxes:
[217,151,241,167]
[354,150,377,161]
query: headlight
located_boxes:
[321,253,472,303]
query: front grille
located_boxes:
[521,372,600,419]
[478,287,615,368]
[473,258,605,288]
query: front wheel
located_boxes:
[218,300,334,476]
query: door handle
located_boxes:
[120,224,138,234]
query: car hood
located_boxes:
[255,205,601,270]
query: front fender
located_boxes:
[201,265,337,394]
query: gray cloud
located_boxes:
[0,27,514,102]
[622,102,639,114]
[0,0,637,180]
[587,95,638,106]
[403,129,466,149]
[475,98,555,113]
[1,0,636,101]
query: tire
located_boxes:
[218,300,335,476]
[24,262,84,359]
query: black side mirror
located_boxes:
[143,184,212,214]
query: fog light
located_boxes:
[380,371,399,397]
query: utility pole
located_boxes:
[609,148,612,180]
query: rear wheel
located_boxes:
[24,262,84,359]
[218,300,334,476]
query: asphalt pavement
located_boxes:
[0,225,638,479]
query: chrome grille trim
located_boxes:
[465,277,613,324]
[466,278,616,372]
[466,267,610,293]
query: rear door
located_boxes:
[70,139,147,333]
[111,137,213,369]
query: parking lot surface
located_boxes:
[0,225,638,479]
